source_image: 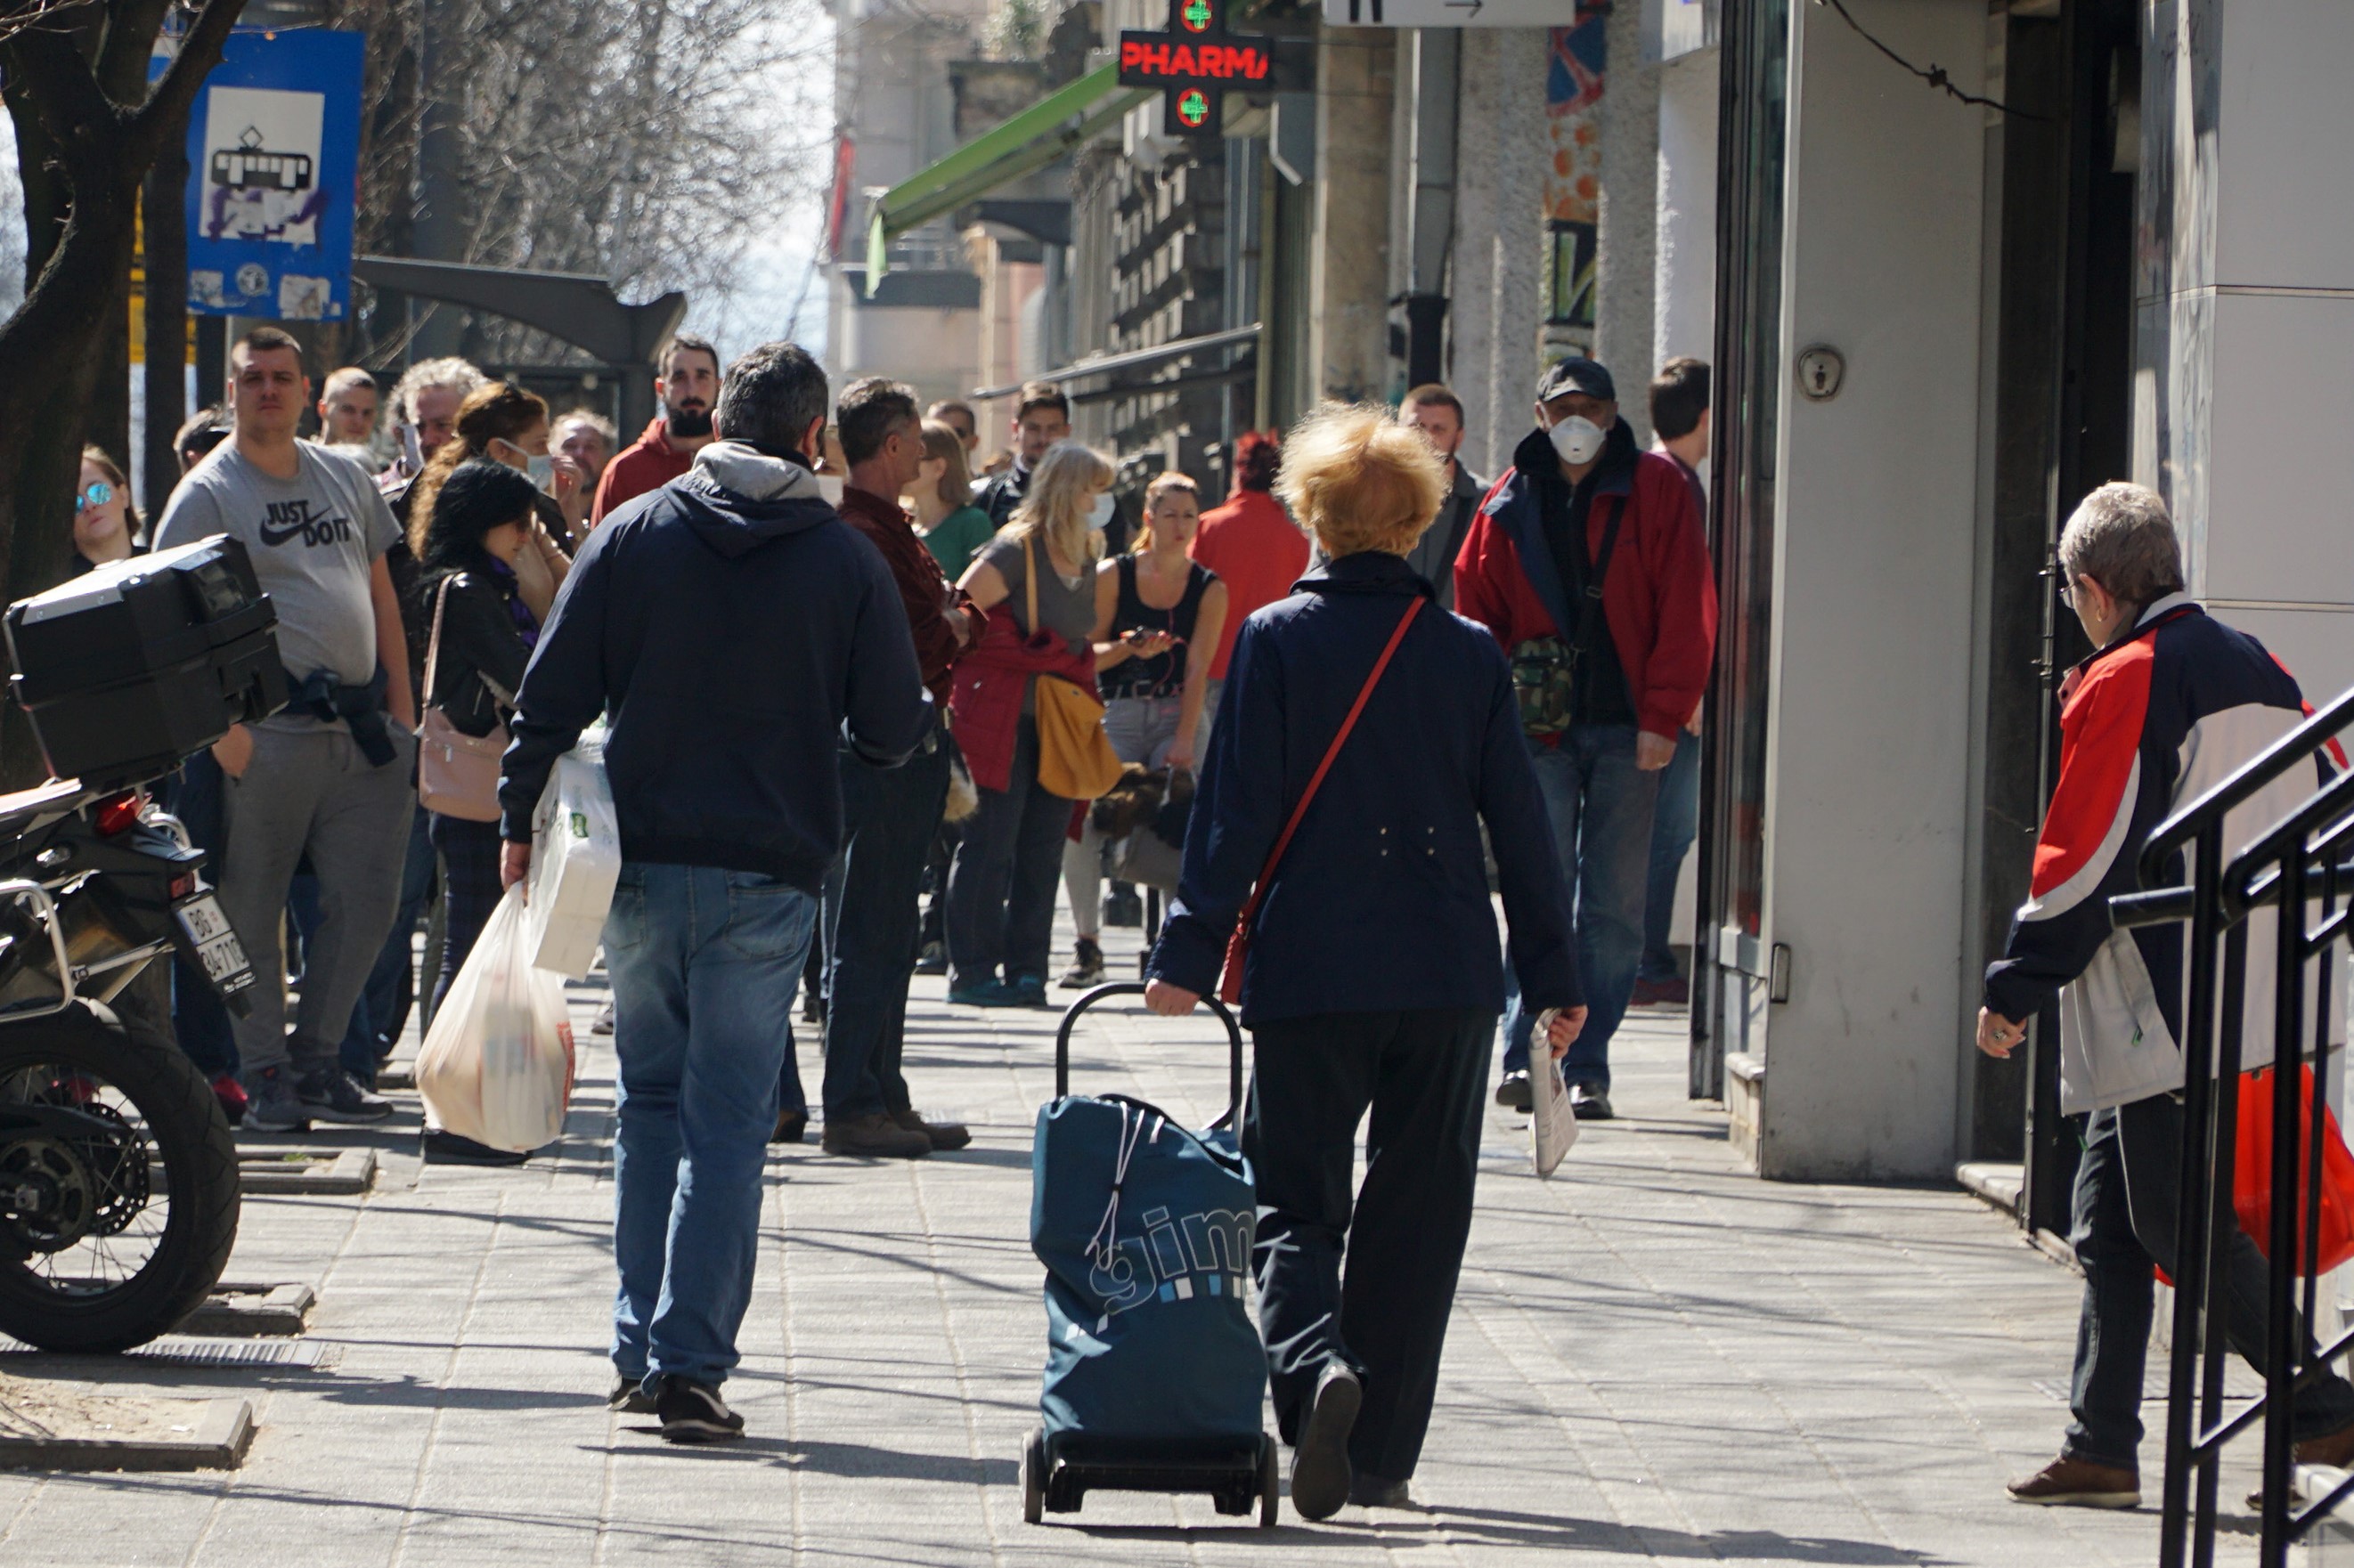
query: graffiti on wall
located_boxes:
[1544,4,1608,337]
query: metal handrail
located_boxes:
[2117,683,2354,1568]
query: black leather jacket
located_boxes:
[421,566,533,737]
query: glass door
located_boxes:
[1689,0,1788,1099]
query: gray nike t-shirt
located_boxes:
[154,441,401,729]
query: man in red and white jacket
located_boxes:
[1983,483,2354,1508]
[1454,356,1716,1120]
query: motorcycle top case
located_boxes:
[6,535,288,786]
[1030,1094,1265,1442]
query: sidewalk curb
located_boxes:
[0,1397,252,1472]
[239,1148,376,1195]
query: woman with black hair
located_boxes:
[417,459,545,1020]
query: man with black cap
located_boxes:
[1454,356,1716,1120]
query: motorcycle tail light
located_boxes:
[169,873,198,900]
[93,792,142,837]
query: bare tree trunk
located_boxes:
[142,140,189,516]
[0,0,249,784]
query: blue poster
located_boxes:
[178,29,363,321]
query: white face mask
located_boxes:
[1087,492,1117,531]
[524,454,557,493]
[1548,415,1607,467]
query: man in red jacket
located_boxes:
[591,334,722,524]
[1454,356,1716,1120]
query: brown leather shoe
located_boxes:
[2008,1456,2140,1508]
[821,1112,932,1158]
[892,1108,972,1151]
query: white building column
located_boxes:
[1740,0,1987,1181]
[1652,48,1717,370]
[1448,28,1550,481]
[2136,0,2354,708]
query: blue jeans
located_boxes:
[1502,724,1658,1092]
[945,718,1068,988]
[604,863,817,1391]
[2065,1095,2354,1467]
[1640,728,1702,983]
[348,807,437,1081]
[823,729,949,1121]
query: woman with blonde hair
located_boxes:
[945,441,1116,1006]
[1055,470,1228,987]
[1143,403,1584,1520]
[403,381,575,621]
[908,419,996,580]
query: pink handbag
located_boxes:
[416,575,508,823]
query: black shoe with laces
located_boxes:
[1494,1070,1532,1113]
[655,1377,744,1442]
[295,1068,391,1125]
[609,1374,656,1415]
[1290,1362,1362,1522]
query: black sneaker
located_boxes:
[295,1067,394,1125]
[1103,885,1144,928]
[654,1376,744,1442]
[1058,938,1106,990]
[1494,1070,1532,1113]
[241,1067,310,1133]
[1349,1474,1414,1509]
[591,1003,616,1038]
[914,942,949,977]
[609,1373,656,1415]
[1291,1362,1362,1522]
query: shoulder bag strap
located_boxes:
[1218,596,1426,1004]
[421,574,453,721]
[1023,532,1039,638]
[1569,497,1625,667]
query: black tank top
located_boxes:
[1101,554,1212,698]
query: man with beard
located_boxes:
[593,335,722,523]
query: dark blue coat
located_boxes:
[498,451,932,893]
[1148,551,1581,1026]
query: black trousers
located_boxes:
[1242,1007,1494,1483]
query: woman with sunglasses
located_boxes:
[1055,470,1227,987]
[72,447,142,575]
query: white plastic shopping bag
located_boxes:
[526,745,622,979]
[417,886,577,1152]
[1531,1052,1580,1178]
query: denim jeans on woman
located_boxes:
[1500,722,1658,1092]
[945,718,1068,989]
[604,862,817,1393]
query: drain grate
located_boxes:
[0,1336,331,1369]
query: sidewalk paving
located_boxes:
[0,918,2274,1564]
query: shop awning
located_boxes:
[865,65,1152,295]
[973,322,1261,401]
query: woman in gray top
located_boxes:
[947,442,1116,1006]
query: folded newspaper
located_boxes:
[1532,1052,1579,1177]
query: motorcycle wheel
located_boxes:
[0,1003,239,1353]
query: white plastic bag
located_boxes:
[1531,1052,1580,1178]
[417,886,576,1152]
[526,746,621,979]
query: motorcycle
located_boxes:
[0,533,288,1353]
[0,776,251,1352]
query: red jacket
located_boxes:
[836,485,978,705]
[591,418,696,524]
[1454,425,1716,741]
[1190,489,1307,679]
[947,615,1099,794]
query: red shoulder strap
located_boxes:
[1218,596,1426,1004]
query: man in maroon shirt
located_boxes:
[821,378,981,1158]
[591,335,722,524]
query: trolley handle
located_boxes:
[1053,980,1245,1130]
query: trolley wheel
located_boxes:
[1022,1428,1047,1524]
[1258,1433,1280,1528]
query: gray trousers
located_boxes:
[221,724,417,1080]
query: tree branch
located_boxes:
[131,0,249,163]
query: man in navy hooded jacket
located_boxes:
[498,341,931,1444]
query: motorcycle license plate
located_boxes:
[175,894,254,998]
